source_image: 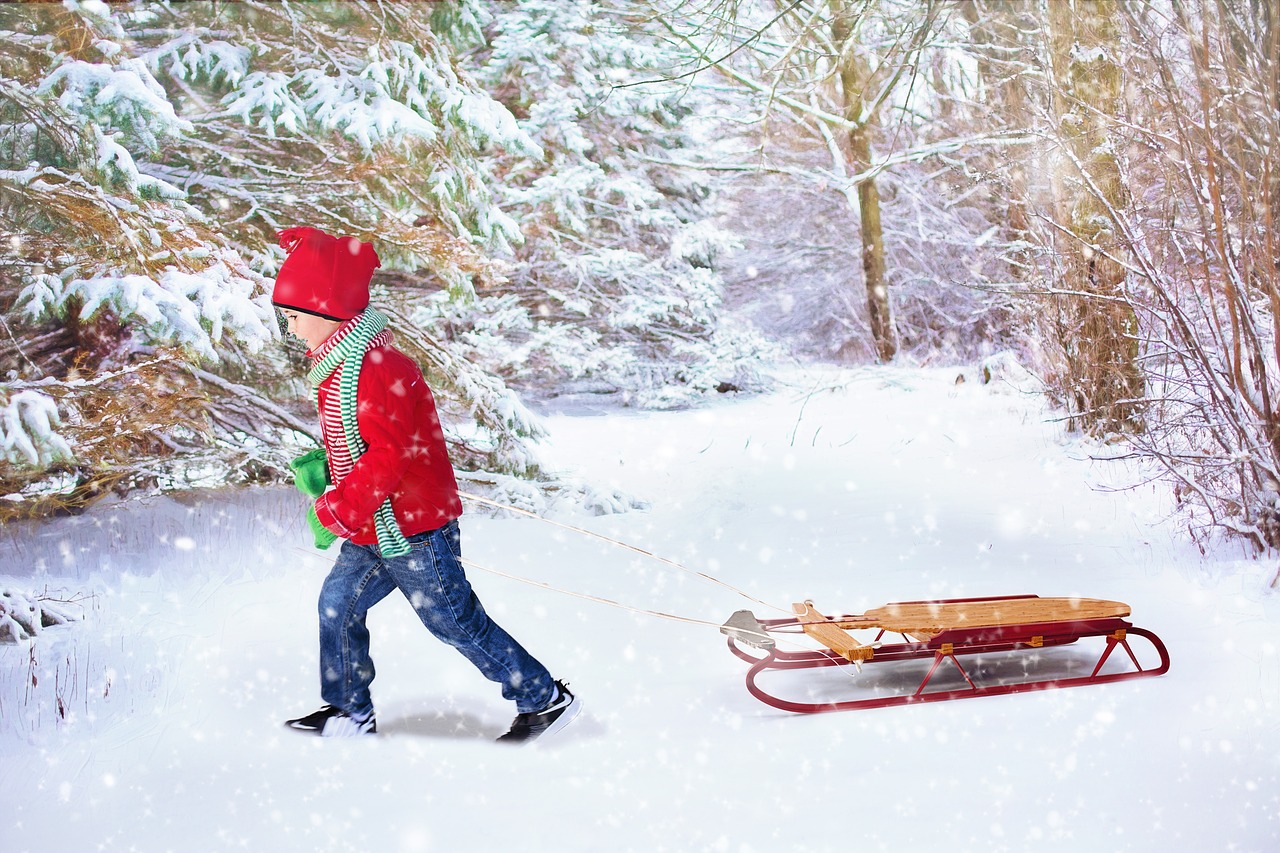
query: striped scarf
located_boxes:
[307,309,410,557]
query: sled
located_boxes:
[721,595,1169,712]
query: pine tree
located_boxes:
[1,0,277,508]
[444,0,771,409]
[0,0,555,510]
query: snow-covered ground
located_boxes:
[2,365,1277,852]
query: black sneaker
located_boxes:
[285,705,377,737]
[498,680,581,744]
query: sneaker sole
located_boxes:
[320,716,376,737]
[531,695,582,743]
[284,716,376,736]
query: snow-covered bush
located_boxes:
[0,587,83,644]
[978,351,1042,395]
[1023,5,1280,551]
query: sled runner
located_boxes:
[721,595,1169,712]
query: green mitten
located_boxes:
[289,448,330,498]
[306,504,337,551]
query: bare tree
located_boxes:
[1107,0,1280,549]
[650,0,955,363]
[829,0,896,360]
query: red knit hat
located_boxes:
[272,226,380,320]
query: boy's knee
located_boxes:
[423,608,474,646]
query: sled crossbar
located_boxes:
[722,595,1169,713]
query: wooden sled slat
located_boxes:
[792,601,874,662]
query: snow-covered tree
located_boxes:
[1,0,280,507]
[641,0,1029,365]
[441,0,774,408]
[0,1,564,510]
[125,0,561,481]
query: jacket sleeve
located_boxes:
[313,352,421,536]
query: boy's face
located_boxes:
[279,308,342,351]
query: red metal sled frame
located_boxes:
[725,596,1170,713]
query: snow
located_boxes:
[150,37,251,87]
[39,57,194,149]
[0,588,81,643]
[19,255,277,360]
[0,390,72,467]
[2,365,1277,851]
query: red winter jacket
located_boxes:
[311,342,462,544]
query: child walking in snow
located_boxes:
[272,226,579,741]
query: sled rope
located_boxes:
[454,492,843,658]
[459,490,789,615]
[460,556,832,660]
[460,557,721,628]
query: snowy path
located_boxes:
[2,366,1277,852]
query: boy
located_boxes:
[273,226,579,742]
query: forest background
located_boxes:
[2,0,1279,583]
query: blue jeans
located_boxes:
[317,520,555,717]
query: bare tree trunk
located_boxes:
[1046,0,1143,433]
[830,0,897,363]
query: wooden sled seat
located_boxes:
[857,595,1130,635]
